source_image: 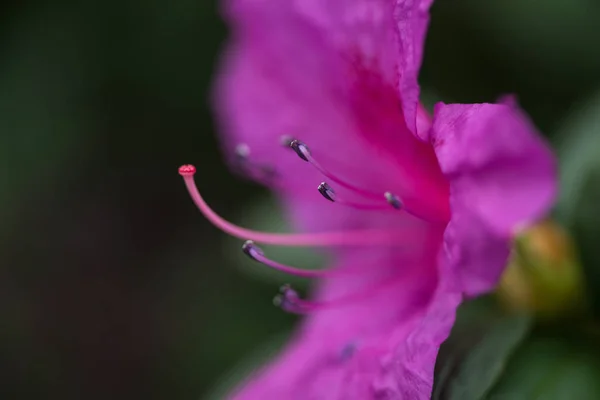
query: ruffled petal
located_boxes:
[394,0,434,137]
[378,285,461,399]
[228,242,450,400]
[286,0,434,136]
[431,102,557,296]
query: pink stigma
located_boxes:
[178,164,197,177]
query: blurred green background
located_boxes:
[2,0,600,399]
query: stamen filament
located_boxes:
[318,182,401,211]
[242,240,339,278]
[178,165,408,247]
[335,200,395,211]
[288,140,448,223]
[289,140,383,201]
[274,275,405,314]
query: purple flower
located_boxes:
[179,0,556,398]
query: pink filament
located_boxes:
[250,250,340,278]
[179,165,408,247]
[305,152,383,201]
[249,243,413,278]
[279,274,406,314]
[333,197,394,211]
[307,154,442,223]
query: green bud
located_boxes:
[497,220,586,319]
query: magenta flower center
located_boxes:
[178,118,449,314]
[347,63,451,222]
[178,56,456,315]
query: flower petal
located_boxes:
[394,0,434,137]
[380,285,461,399]
[431,102,557,296]
[228,243,454,400]
[214,0,446,232]
[291,0,434,137]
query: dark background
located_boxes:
[2,0,600,399]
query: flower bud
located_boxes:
[497,220,585,318]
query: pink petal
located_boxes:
[228,240,450,400]
[380,284,461,399]
[394,0,434,136]
[214,0,446,232]
[431,102,557,296]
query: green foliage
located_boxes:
[435,298,600,400]
[555,90,600,314]
[487,334,600,399]
[433,299,532,400]
[450,0,600,93]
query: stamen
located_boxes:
[178,165,410,246]
[241,240,339,278]
[317,182,336,202]
[242,239,264,259]
[288,139,382,201]
[234,143,251,159]
[289,139,310,161]
[273,284,300,312]
[233,143,324,196]
[272,275,404,314]
[385,192,403,210]
[232,143,277,182]
[285,139,445,224]
[318,182,402,211]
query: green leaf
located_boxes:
[556,92,600,221]
[554,89,600,313]
[433,298,532,400]
[437,0,600,93]
[486,334,600,400]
